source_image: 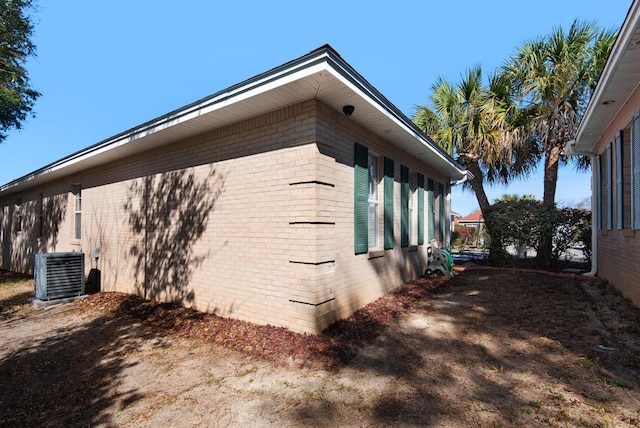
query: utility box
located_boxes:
[34,253,85,301]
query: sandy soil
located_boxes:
[1,268,640,427]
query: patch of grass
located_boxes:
[609,377,630,389]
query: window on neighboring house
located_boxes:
[38,193,44,238]
[605,144,613,230]
[633,112,640,229]
[15,198,22,232]
[615,131,624,230]
[383,157,394,249]
[400,165,409,247]
[73,184,82,240]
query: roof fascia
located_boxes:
[1,45,467,193]
[573,0,640,153]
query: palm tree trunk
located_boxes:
[465,160,491,216]
[538,143,562,267]
[543,144,561,207]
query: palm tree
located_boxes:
[413,66,538,217]
[505,19,616,263]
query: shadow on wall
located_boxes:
[124,167,224,304]
[4,194,67,273]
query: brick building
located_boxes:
[0,46,468,334]
[567,0,640,308]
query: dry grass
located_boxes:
[1,268,640,427]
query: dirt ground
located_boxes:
[1,268,640,427]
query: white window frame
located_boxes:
[409,172,416,244]
[367,153,379,249]
[73,184,82,240]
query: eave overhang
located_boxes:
[571,0,640,155]
[1,45,467,195]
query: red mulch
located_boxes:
[76,275,447,371]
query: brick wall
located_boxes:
[593,86,640,308]
[1,99,451,334]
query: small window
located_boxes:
[73,185,82,240]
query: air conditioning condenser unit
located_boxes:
[34,253,85,301]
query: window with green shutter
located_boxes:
[427,178,435,242]
[438,182,445,241]
[384,157,394,249]
[354,143,369,254]
[615,131,623,230]
[418,174,424,245]
[400,165,409,247]
[632,112,640,229]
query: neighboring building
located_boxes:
[457,209,484,229]
[456,209,485,247]
[0,45,468,334]
[567,0,640,307]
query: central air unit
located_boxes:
[34,253,85,301]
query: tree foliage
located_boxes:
[413,66,539,218]
[503,20,614,264]
[0,0,39,142]
[485,195,591,268]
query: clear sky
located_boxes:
[0,0,632,216]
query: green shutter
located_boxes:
[427,178,435,242]
[354,143,369,254]
[384,157,394,249]
[418,174,424,245]
[438,182,445,241]
[615,131,623,230]
[401,165,409,247]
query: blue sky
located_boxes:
[0,0,632,216]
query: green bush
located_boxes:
[484,196,591,268]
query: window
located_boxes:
[427,178,435,242]
[438,182,445,241]
[368,153,379,249]
[633,113,640,229]
[615,131,623,230]
[73,184,82,240]
[400,165,409,247]
[409,173,415,244]
[38,193,44,238]
[354,144,381,254]
[597,154,603,230]
[605,144,612,230]
[383,157,394,249]
[14,198,22,232]
[417,174,425,245]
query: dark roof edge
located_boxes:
[2,44,465,192]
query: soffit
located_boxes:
[575,1,640,151]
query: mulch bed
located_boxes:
[75,275,448,371]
